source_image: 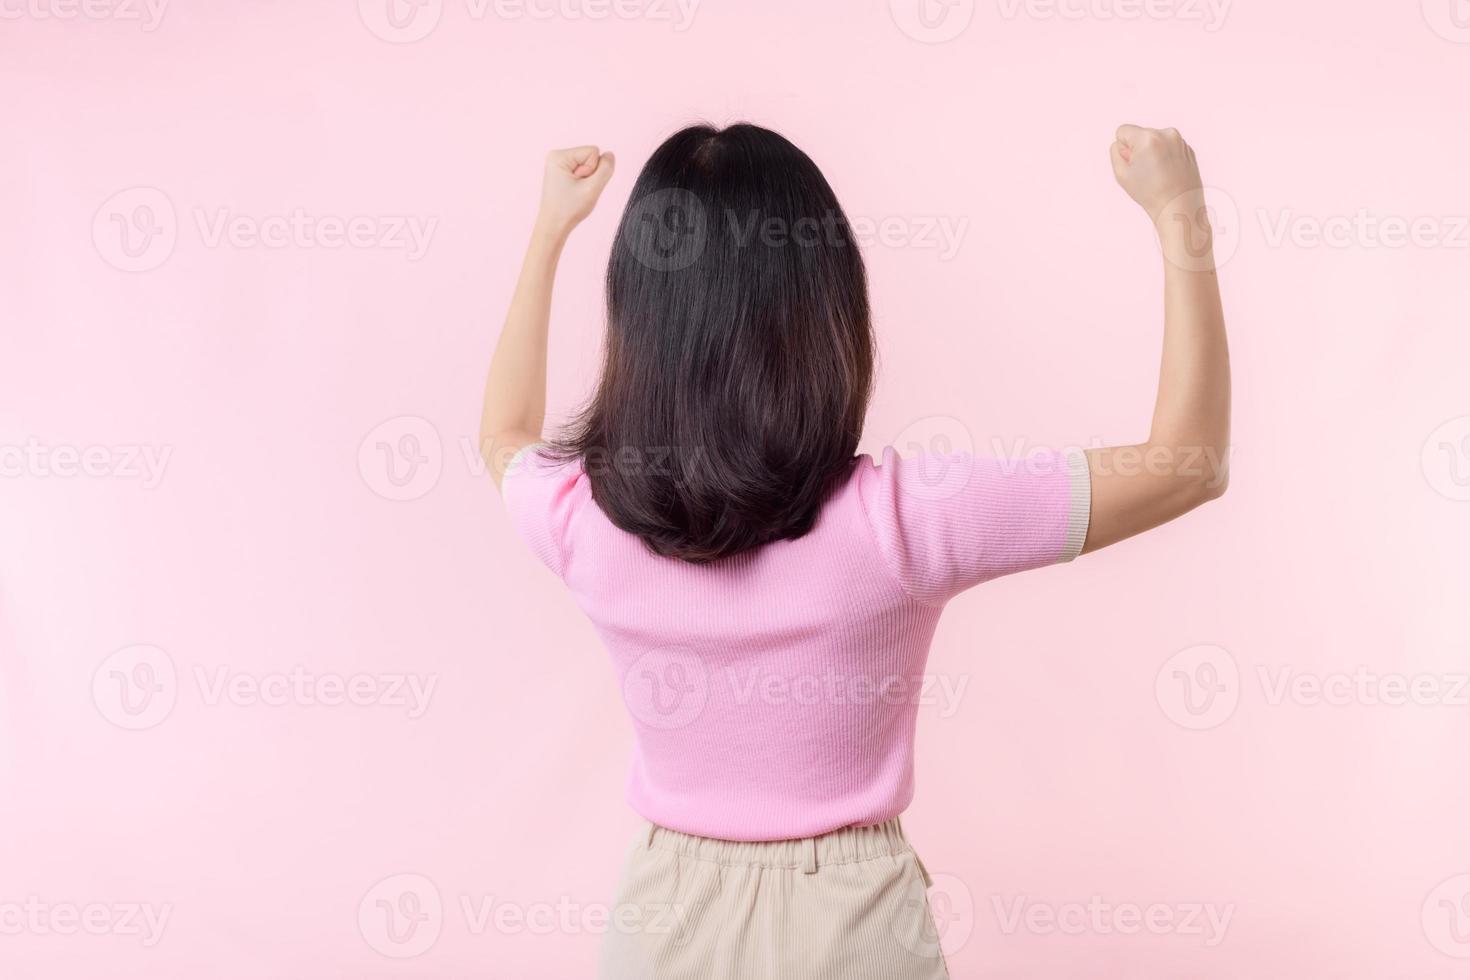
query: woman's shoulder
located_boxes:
[498,444,592,577]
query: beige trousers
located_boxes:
[597,818,951,979]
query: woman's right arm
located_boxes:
[1080,124,1231,554]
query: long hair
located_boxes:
[550,123,874,564]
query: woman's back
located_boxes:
[506,443,1090,840]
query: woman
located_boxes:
[479,122,1229,978]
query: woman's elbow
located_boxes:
[1187,449,1230,506]
[1202,469,1229,502]
[1147,441,1229,512]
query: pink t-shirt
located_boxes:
[501,444,1091,841]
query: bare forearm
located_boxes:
[479,223,567,455]
[1150,222,1230,461]
[1081,227,1230,551]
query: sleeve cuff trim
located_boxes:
[1060,447,1091,563]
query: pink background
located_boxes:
[4,1,1470,976]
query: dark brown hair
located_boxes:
[549,123,874,563]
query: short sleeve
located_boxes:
[856,446,1091,605]
[499,443,587,577]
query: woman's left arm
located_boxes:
[480,145,615,489]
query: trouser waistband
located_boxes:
[642,817,913,875]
